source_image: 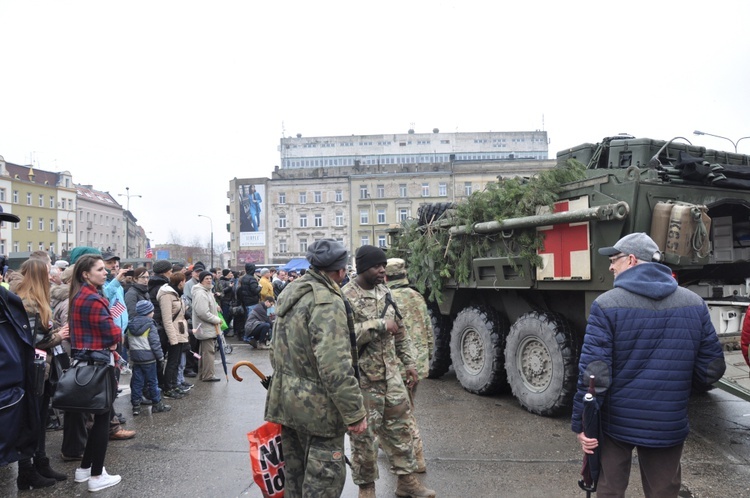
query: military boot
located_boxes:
[395,473,436,498]
[414,438,427,473]
[358,482,375,498]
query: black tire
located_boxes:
[427,304,452,379]
[417,202,455,226]
[449,306,509,394]
[504,312,579,417]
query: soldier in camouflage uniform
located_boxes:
[342,246,436,498]
[386,257,435,473]
[264,239,367,498]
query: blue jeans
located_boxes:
[245,322,271,343]
[130,362,161,405]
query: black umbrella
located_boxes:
[578,375,600,497]
[215,324,229,382]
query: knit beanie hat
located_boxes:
[198,270,212,283]
[136,300,154,316]
[69,246,102,265]
[355,245,387,274]
[153,260,172,274]
[245,262,256,273]
[306,239,348,271]
[222,269,231,277]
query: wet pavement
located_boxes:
[3,338,750,497]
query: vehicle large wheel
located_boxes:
[417,202,455,226]
[427,304,452,379]
[504,312,578,417]
[449,306,509,394]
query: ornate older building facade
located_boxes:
[227,130,555,269]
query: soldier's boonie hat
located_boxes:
[385,258,406,277]
[598,232,660,262]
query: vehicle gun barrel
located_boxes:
[448,201,630,236]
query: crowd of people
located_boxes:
[0,239,314,493]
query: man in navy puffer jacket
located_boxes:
[572,232,725,498]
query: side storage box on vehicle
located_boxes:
[608,138,706,170]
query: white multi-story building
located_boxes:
[76,185,124,254]
[227,130,554,269]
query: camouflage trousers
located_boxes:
[281,426,347,498]
[350,374,417,485]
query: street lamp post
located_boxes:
[198,214,214,269]
[118,187,142,258]
[693,130,750,153]
[63,210,75,254]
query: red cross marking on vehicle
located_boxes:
[538,201,589,278]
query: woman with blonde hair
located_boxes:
[14,258,68,489]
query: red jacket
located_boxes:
[70,283,121,351]
[742,311,750,367]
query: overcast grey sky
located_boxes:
[1,0,748,248]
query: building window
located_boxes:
[335,211,344,226]
[279,240,287,253]
[314,214,323,227]
[278,215,287,228]
[299,192,307,204]
[299,238,308,253]
[422,183,430,197]
[68,199,73,210]
[399,208,409,221]
[0,189,5,202]
[377,209,386,224]
[13,222,19,229]
[360,185,369,199]
[335,190,343,203]
[27,242,32,251]
[377,184,385,198]
[314,191,322,203]
[299,214,307,228]
[360,236,370,246]
[38,194,43,207]
[26,193,32,205]
[26,216,32,230]
[13,241,19,252]
[399,184,407,198]
[68,220,73,232]
[360,210,369,225]
[279,192,286,204]
[465,182,473,196]
[378,235,387,248]
[50,219,55,232]
[50,196,55,208]
[13,190,18,203]
[439,183,447,196]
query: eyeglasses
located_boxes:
[608,254,629,265]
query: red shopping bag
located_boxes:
[247,422,285,498]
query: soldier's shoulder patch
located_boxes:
[332,451,342,460]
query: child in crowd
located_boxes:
[126,300,171,415]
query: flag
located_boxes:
[145,240,153,259]
[110,298,126,319]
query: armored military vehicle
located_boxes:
[395,135,750,416]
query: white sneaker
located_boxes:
[87,469,121,492]
[75,466,92,482]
